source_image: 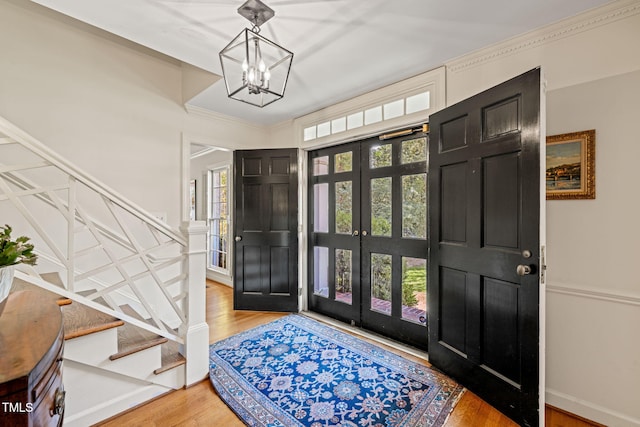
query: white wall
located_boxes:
[0,0,263,228]
[445,2,640,425]
[545,70,640,426]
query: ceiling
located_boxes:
[31,0,613,125]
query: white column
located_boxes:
[179,220,210,386]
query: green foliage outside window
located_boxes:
[401,262,426,308]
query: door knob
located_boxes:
[362,230,368,236]
[352,230,359,236]
[235,236,242,242]
[516,264,532,276]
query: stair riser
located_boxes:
[99,346,162,380]
[147,363,185,389]
[66,330,165,380]
[65,328,118,362]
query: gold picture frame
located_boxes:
[546,129,595,200]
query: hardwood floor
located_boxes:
[98,281,572,427]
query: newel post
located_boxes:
[180,221,210,386]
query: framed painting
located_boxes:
[546,129,595,200]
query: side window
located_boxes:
[208,167,229,272]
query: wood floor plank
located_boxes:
[95,281,520,426]
[545,404,606,427]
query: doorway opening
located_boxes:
[307,129,429,350]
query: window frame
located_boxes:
[207,165,230,275]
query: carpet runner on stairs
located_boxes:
[11,272,185,374]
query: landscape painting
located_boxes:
[546,129,595,200]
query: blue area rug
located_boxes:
[209,315,464,427]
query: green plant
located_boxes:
[0,225,37,267]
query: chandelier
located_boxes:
[219,0,294,107]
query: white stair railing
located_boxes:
[0,116,208,384]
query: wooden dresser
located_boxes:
[0,290,65,427]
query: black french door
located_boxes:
[308,131,429,349]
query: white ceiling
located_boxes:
[32,0,613,125]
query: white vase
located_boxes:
[0,265,16,316]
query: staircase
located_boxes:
[1,116,209,426]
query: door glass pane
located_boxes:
[335,181,352,234]
[370,143,392,168]
[335,249,352,305]
[371,253,392,315]
[402,173,427,239]
[371,177,392,237]
[314,247,329,297]
[334,152,352,173]
[401,137,427,164]
[402,257,427,324]
[314,183,329,233]
[313,156,329,175]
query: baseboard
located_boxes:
[91,387,177,426]
[546,388,640,427]
[64,382,170,427]
[63,359,176,427]
[205,270,232,286]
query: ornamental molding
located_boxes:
[447,0,640,74]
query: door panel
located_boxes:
[428,68,543,425]
[308,132,429,350]
[308,143,361,325]
[234,149,298,312]
[360,134,428,350]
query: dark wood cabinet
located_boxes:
[0,290,65,427]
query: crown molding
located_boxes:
[447,0,640,74]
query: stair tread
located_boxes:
[110,305,185,373]
[11,272,72,306]
[20,278,186,373]
[110,305,168,361]
[62,302,124,340]
[77,289,109,307]
[154,341,186,375]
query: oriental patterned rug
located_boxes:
[209,315,464,427]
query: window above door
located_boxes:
[295,67,445,148]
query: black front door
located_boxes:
[427,68,544,425]
[360,133,428,349]
[233,149,298,312]
[308,132,429,349]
